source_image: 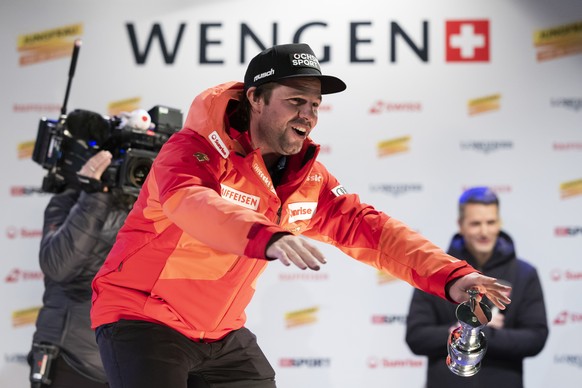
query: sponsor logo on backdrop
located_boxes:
[551,97,582,112]
[6,226,43,239]
[554,354,582,368]
[285,306,319,328]
[279,358,330,368]
[460,140,514,154]
[370,183,422,196]
[5,268,44,283]
[560,179,582,199]
[553,311,582,326]
[468,94,500,115]
[125,19,501,65]
[462,185,512,194]
[13,103,61,113]
[551,269,582,281]
[17,141,35,159]
[10,186,49,197]
[533,21,582,62]
[367,357,423,369]
[445,20,490,62]
[108,97,142,116]
[18,23,83,66]
[220,185,260,210]
[554,227,582,237]
[377,270,399,285]
[279,272,329,281]
[369,101,422,114]
[377,136,411,157]
[12,306,40,327]
[4,353,28,365]
[371,314,407,324]
[554,142,582,151]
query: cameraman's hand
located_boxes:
[78,151,112,181]
[266,234,326,271]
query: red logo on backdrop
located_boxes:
[6,226,43,239]
[553,311,582,325]
[446,20,490,62]
[5,268,44,283]
[551,269,582,281]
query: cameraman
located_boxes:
[28,150,135,388]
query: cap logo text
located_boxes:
[291,53,321,70]
[254,68,275,82]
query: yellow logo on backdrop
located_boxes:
[533,21,582,62]
[377,270,398,285]
[377,136,411,157]
[17,23,83,66]
[560,178,582,199]
[285,306,319,328]
[12,306,41,327]
[468,94,501,115]
[108,97,142,116]
[18,141,35,159]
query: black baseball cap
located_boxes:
[244,43,347,95]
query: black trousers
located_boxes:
[96,320,276,388]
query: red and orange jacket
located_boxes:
[91,81,475,341]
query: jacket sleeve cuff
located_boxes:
[243,223,289,260]
[443,265,480,303]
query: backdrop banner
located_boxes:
[1,1,581,387]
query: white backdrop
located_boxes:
[1,0,581,387]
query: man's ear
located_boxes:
[246,87,262,113]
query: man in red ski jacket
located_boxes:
[91,43,511,388]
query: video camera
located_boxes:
[31,40,183,196]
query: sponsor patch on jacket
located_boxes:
[331,185,348,197]
[209,131,230,158]
[193,152,209,162]
[288,202,317,223]
[220,184,260,210]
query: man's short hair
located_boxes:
[458,186,499,219]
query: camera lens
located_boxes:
[128,159,151,187]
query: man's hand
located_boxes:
[78,150,112,180]
[266,235,326,270]
[447,272,512,310]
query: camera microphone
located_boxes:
[61,39,82,116]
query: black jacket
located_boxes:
[405,231,549,388]
[31,188,131,382]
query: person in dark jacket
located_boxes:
[405,186,549,388]
[28,150,135,388]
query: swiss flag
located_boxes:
[446,20,490,62]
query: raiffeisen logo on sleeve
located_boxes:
[220,184,260,210]
[446,20,490,62]
[17,23,83,66]
[288,202,317,223]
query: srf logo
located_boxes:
[446,20,490,62]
